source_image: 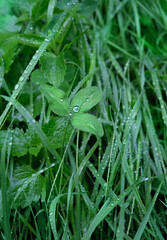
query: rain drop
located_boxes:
[24,70,28,74]
[15,84,19,90]
[20,76,24,81]
[45,38,49,42]
[69,113,72,116]
[32,119,36,123]
[33,55,37,60]
[73,106,80,113]
[60,99,63,102]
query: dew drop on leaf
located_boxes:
[15,84,19,90]
[20,76,24,81]
[33,55,37,60]
[73,106,80,113]
[45,38,49,42]
[60,99,63,102]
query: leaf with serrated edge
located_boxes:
[72,113,103,137]
[40,52,66,88]
[71,86,102,113]
[40,84,70,116]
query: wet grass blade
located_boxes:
[134,183,162,240]
[1,132,12,240]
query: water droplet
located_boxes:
[32,119,36,123]
[60,99,63,102]
[83,102,86,105]
[73,106,80,113]
[8,102,12,106]
[15,84,19,90]
[29,62,33,66]
[50,163,55,167]
[69,113,72,116]
[24,70,28,74]
[86,98,89,101]
[45,38,49,42]
[20,76,24,81]
[33,55,37,60]
[8,142,12,146]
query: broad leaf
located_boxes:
[72,113,104,137]
[71,86,102,113]
[40,84,70,116]
[40,52,66,88]
[0,0,21,33]
[0,35,19,72]
[42,117,73,148]
[31,69,48,85]
[18,34,44,48]
[0,128,30,157]
[8,165,45,208]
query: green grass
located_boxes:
[0,0,167,239]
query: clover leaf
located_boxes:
[39,74,103,137]
[71,86,102,113]
[72,113,104,137]
[40,84,70,116]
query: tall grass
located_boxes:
[0,0,166,239]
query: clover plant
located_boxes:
[40,84,104,137]
[30,49,103,137]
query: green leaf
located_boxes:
[72,113,103,137]
[29,144,42,157]
[0,0,21,33]
[71,86,102,113]
[0,15,21,33]
[31,69,48,85]
[40,84,70,116]
[0,35,19,72]
[49,194,66,239]
[18,34,45,48]
[42,117,73,148]
[8,165,45,209]
[0,128,30,157]
[40,52,67,88]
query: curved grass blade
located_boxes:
[83,179,143,240]
[134,183,162,240]
[1,132,12,240]
[49,194,66,240]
